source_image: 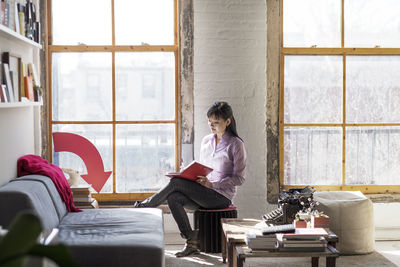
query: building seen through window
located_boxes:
[49,0,178,197]
[282,0,400,192]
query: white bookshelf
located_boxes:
[0,24,42,49]
[0,101,42,108]
[0,0,42,186]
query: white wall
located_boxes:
[374,203,400,240]
[0,106,40,185]
[193,0,270,218]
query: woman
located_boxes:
[134,101,247,257]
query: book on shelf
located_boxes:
[2,63,14,102]
[17,10,24,36]
[0,1,6,26]
[9,70,17,100]
[0,2,4,26]
[0,60,2,84]
[27,62,39,86]
[0,1,10,28]
[14,2,19,33]
[6,0,12,29]
[25,0,32,22]
[24,75,33,101]
[19,61,25,98]
[0,84,8,102]
[33,21,40,43]
[2,52,21,101]
[1,1,40,42]
[29,0,36,22]
[165,161,213,181]
[5,1,10,27]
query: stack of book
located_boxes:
[277,228,329,252]
[246,233,277,251]
[70,184,98,209]
[0,0,40,43]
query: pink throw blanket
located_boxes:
[17,154,81,212]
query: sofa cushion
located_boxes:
[58,208,164,267]
[0,180,60,230]
[15,175,68,220]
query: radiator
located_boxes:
[194,207,238,253]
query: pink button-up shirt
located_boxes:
[199,133,247,201]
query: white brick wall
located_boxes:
[193,0,269,218]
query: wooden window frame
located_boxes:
[45,0,181,201]
[280,0,400,194]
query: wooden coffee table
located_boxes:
[221,218,339,267]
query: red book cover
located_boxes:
[166,161,213,181]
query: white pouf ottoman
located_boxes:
[314,191,374,254]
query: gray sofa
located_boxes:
[0,174,164,267]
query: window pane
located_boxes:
[346,127,400,185]
[347,56,400,123]
[115,0,174,45]
[284,127,342,185]
[116,52,175,121]
[284,56,342,123]
[52,53,112,121]
[116,124,175,192]
[52,124,113,193]
[345,0,400,47]
[283,0,340,47]
[52,0,111,45]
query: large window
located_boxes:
[281,0,400,193]
[48,0,179,201]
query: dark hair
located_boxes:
[207,101,242,140]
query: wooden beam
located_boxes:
[48,45,177,52]
[282,47,400,55]
[93,192,155,202]
[282,185,400,194]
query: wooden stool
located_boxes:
[194,206,237,253]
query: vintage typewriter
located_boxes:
[262,186,316,225]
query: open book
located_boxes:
[166,161,213,181]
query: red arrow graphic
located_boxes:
[53,132,112,193]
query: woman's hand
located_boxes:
[196,176,213,188]
[179,164,185,172]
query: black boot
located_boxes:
[175,230,200,257]
[133,201,143,208]
[133,200,153,208]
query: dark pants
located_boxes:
[141,178,231,238]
